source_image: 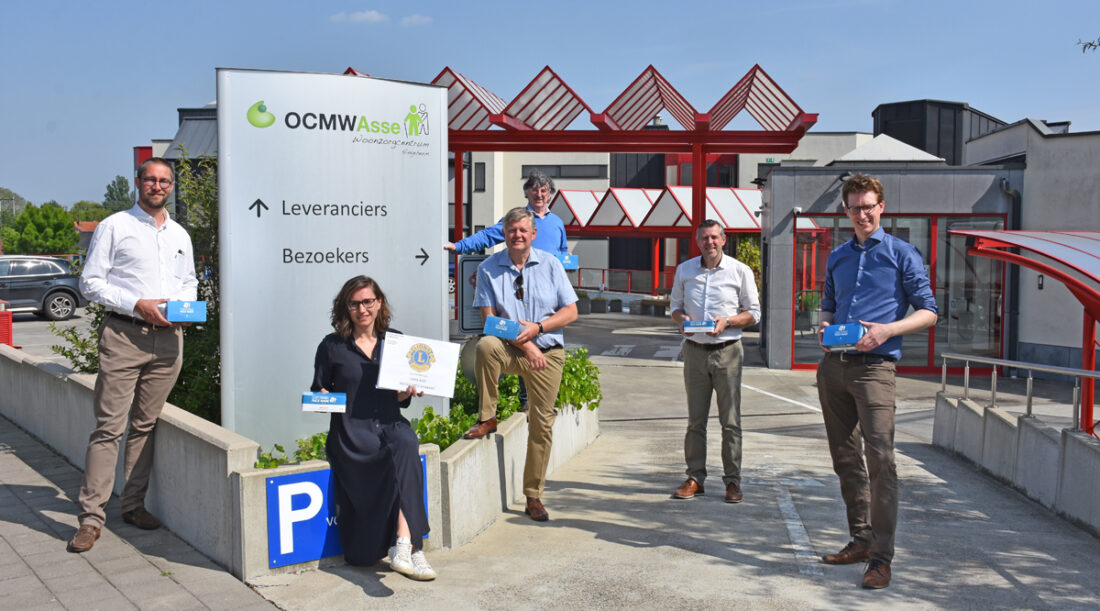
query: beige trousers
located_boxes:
[475,335,565,498]
[77,315,183,528]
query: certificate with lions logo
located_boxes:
[376,333,460,398]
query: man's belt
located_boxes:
[689,338,740,351]
[108,312,165,329]
[829,351,896,364]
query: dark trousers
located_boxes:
[816,353,898,563]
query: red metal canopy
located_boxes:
[426,63,816,257]
[950,230,1100,436]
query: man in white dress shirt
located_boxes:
[669,220,760,504]
[68,157,197,553]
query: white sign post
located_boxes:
[217,69,447,448]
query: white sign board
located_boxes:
[217,69,447,448]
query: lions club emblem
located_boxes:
[406,343,435,372]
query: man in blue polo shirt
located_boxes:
[444,170,568,257]
[463,207,578,522]
[816,173,937,590]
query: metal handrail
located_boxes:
[940,352,1100,431]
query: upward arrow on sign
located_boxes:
[249,199,269,218]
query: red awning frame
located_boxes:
[950,230,1100,437]
[424,63,816,259]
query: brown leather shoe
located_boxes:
[463,418,498,439]
[122,506,162,530]
[724,482,743,503]
[821,540,870,565]
[862,558,891,589]
[672,478,703,499]
[524,497,549,521]
[67,524,100,553]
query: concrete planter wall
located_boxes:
[0,346,600,580]
[0,345,259,577]
[932,392,1099,536]
[439,405,600,549]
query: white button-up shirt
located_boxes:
[79,205,198,316]
[670,253,761,345]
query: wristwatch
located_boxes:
[537,321,545,334]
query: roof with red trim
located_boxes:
[427,64,814,134]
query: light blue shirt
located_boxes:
[472,247,578,349]
[822,227,937,360]
[453,207,569,256]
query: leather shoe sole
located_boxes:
[122,507,162,530]
[724,483,743,503]
[463,418,498,439]
[672,479,703,499]
[862,560,891,589]
[821,541,870,565]
[67,524,100,553]
[524,498,549,521]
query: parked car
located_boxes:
[0,255,86,320]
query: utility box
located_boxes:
[0,300,13,347]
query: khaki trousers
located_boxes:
[816,353,898,563]
[475,336,564,498]
[77,316,183,528]
[682,339,744,487]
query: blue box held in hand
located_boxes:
[301,391,347,413]
[165,300,207,322]
[683,320,717,334]
[556,254,579,270]
[483,315,521,341]
[822,323,866,351]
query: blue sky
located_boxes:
[2,0,1098,207]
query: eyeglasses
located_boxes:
[845,201,882,216]
[140,177,175,188]
[514,272,524,300]
[347,298,379,311]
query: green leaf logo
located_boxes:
[247,100,276,128]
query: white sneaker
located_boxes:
[408,550,437,581]
[389,542,414,575]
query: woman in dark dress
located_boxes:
[311,276,436,580]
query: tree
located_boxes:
[6,201,80,254]
[103,175,134,212]
[69,200,112,222]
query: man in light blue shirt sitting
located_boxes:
[462,207,578,522]
[447,170,570,410]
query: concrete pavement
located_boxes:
[2,312,1096,609]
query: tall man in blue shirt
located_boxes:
[462,207,578,522]
[816,173,937,589]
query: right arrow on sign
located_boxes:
[416,248,429,266]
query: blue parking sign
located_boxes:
[266,470,343,568]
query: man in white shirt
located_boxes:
[68,157,197,553]
[669,220,760,504]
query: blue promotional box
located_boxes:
[483,315,521,341]
[683,320,716,334]
[823,323,866,351]
[556,254,579,270]
[165,300,207,322]
[301,392,347,413]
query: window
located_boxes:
[521,164,608,179]
[474,162,486,192]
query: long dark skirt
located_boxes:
[328,418,429,566]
